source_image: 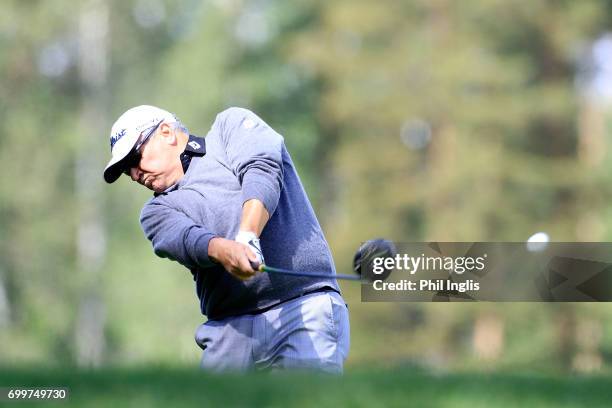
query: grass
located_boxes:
[1,366,610,407]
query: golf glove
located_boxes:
[235,231,265,269]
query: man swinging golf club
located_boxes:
[104,105,350,373]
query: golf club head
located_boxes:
[353,238,397,282]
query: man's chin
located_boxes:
[142,179,163,192]
[141,182,158,192]
[151,183,166,193]
[143,177,171,193]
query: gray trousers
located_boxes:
[194,291,350,373]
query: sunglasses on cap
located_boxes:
[122,119,163,176]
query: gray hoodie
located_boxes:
[139,107,340,319]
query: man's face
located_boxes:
[126,123,183,192]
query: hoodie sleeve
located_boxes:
[214,107,284,216]
[140,200,217,269]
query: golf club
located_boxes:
[259,265,362,280]
[258,238,397,282]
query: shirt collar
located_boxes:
[154,134,205,197]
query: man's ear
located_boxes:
[158,122,177,145]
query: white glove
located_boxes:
[235,231,265,269]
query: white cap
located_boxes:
[103,105,177,183]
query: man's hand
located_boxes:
[208,237,260,281]
[235,230,265,268]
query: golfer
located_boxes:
[103,105,350,373]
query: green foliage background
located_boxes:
[2,0,612,378]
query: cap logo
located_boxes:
[110,128,126,150]
[188,140,201,150]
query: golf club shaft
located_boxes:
[259,265,361,281]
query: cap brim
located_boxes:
[104,128,142,183]
[103,155,129,183]
[104,142,136,183]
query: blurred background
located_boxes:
[2,0,612,378]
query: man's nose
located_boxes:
[129,167,140,182]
